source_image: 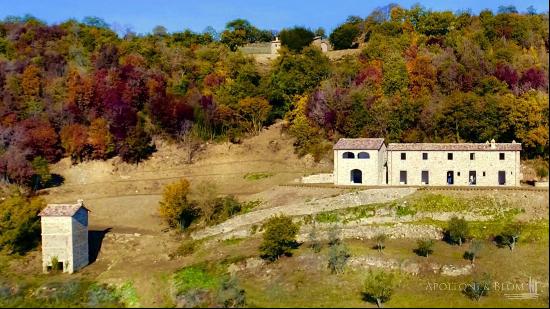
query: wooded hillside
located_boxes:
[0,5,548,188]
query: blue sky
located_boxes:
[1,0,548,35]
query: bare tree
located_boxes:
[177,120,200,164]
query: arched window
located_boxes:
[358,152,370,159]
[342,152,355,159]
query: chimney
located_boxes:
[77,199,84,206]
[490,139,496,149]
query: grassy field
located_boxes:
[1,184,547,307]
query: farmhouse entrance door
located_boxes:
[351,169,362,184]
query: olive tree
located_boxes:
[445,216,470,245]
[362,270,397,308]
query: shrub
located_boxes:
[0,192,45,254]
[373,233,387,252]
[259,215,299,261]
[362,270,397,308]
[445,216,470,245]
[494,222,523,251]
[159,178,198,229]
[535,163,548,180]
[327,224,342,246]
[87,283,122,307]
[192,181,219,224]
[327,242,351,274]
[414,239,434,257]
[216,276,246,308]
[171,239,198,258]
[463,273,491,301]
[50,256,62,272]
[463,239,483,264]
[307,223,322,253]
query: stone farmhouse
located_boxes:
[333,138,522,187]
[39,200,89,273]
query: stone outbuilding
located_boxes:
[312,36,331,52]
[39,200,90,273]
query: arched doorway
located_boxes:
[351,169,362,184]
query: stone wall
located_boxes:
[71,208,89,272]
[387,150,521,186]
[41,216,73,273]
[301,173,334,184]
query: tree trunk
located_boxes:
[376,298,383,308]
[459,238,462,246]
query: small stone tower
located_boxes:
[270,36,281,54]
[39,199,90,273]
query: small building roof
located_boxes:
[39,200,90,217]
[333,138,385,150]
[387,142,522,151]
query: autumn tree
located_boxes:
[0,192,45,254]
[87,118,115,159]
[158,178,197,229]
[60,124,89,163]
[237,97,271,134]
[118,120,155,164]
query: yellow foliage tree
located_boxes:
[159,178,196,229]
[237,97,271,134]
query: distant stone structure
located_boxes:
[239,37,281,55]
[240,36,330,55]
[271,36,281,54]
[311,36,331,53]
[333,138,522,187]
[39,200,90,274]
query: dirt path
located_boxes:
[191,187,417,239]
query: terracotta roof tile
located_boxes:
[387,142,521,151]
[39,201,89,217]
[333,138,385,150]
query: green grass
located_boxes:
[313,204,377,224]
[403,193,517,216]
[115,281,140,308]
[396,205,417,217]
[238,236,549,308]
[315,212,339,223]
[173,265,220,295]
[222,237,245,245]
[243,172,274,181]
[241,199,262,213]
[0,276,123,308]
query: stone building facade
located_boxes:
[333,138,387,186]
[39,200,89,274]
[312,36,331,53]
[333,138,522,187]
